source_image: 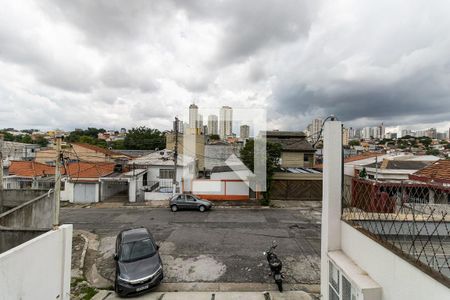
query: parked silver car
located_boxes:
[169,194,213,212]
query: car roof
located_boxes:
[120,227,151,243]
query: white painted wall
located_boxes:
[341,222,449,300]
[210,170,251,180]
[226,181,249,195]
[0,224,72,300]
[192,180,224,194]
[321,121,343,300]
[144,192,172,201]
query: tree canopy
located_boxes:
[240,139,282,205]
[124,126,165,150]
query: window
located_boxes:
[329,261,340,299]
[159,169,174,179]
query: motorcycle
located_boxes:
[263,240,284,292]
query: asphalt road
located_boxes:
[61,206,321,285]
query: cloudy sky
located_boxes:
[1,0,450,134]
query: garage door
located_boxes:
[74,183,97,203]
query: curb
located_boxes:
[91,290,112,300]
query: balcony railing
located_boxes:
[342,178,450,286]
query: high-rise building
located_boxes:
[197,114,203,131]
[189,103,199,129]
[380,123,385,139]
[362,127,372,140]
[342,128,349,146]
[173,119,184,133]
[219,106,233,139]
[401,129,412,138]
[427,128,437,139]
[240,125,250,139]
[207,115,218,135]
[311,118,322,139]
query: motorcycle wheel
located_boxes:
[276,280,283,292]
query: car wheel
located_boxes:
[171,205,178,212]
[199,205,206,212]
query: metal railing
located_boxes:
[342,178,450,286]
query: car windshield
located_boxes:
[120,238,156,262]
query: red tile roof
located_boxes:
[8,160,116,179]
[65,162,116,179]
[9,161,56,177]
[409,160,450,184]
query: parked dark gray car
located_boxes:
[170,194,213,212]
[114,227,163,297]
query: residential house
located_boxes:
[131,149,195,193]
[3,161,56,189]
[1,141,39,161]
[409,160,450,186]
[354,155,439,181]
[35,143,131,164]
[263,131,316,168]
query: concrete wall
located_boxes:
[145,192,172,201]
[0,189,49,212]
[341,221,449,300]
[0,224,72,300]
[210,170,251,180]
[191,179,249,200]
[0,228,47,253]
[0,191,53,229]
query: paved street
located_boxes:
[62,206,321,288]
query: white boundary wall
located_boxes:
[0,224,73,300]
[341,222,449,300]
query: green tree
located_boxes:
[124,126,165,150]
[33,135,48,147]
[111,139,126,150]
[209,134,220,140]
[348,140,360,146]
[426,149,440,156]
[240,140,282,205]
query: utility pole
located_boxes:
[173,117,179,195]
[53,135,62,229]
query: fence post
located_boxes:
[320,120,343,300]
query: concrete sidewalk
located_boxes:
[95,291,315,300]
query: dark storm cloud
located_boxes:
[273,57,450,127]
[174,0,318,65]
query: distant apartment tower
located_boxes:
[189,103,199,129]
[401,129,412,137]
[311,118,322,138]
[197,114,204,131]
[362,127,372,140]
[240,125,250,139]
[208,115,218,135]
[219,106,233,139]
[342,128,349,146]
[173,119,184,134]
